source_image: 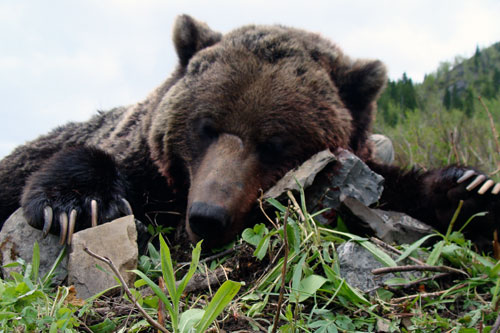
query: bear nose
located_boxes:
[188,202,230,239]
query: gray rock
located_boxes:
[337,241,418,293]
[339,197,433,244]
[0,208,67,283]
[263,149,384,225]
[68,215,138,299]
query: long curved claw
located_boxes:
[67,209,77,245]
[120,198,133,216]
[91,199,98,227]
[59,212,68,246]
[457,170,476,184]
[42,206,53,238]
[493,183,500,195]
[466,174,486,191]
[478,179,495,195]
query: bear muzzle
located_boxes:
[185,133,260,246]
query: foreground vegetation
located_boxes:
[2,190,500,332]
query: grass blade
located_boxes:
[131,269,173,316]
[31,242,40,282]
[176,240,202,296]
[195,280,241,332]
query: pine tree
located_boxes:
[443,88,451,110]
[464,87,475,117]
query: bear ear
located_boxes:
[173,15,222,67]
[335,59,387,110]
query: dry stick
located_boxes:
[158,277,166,330]
[390,282,469,304]
[372,265,467,277]
[450,128,461,164]
[287,191,305,222]
[271,202,291,333]
[478,96,500,172]
[369,237,427,266]
[83,247,169,333]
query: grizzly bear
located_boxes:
[0,15,498,249]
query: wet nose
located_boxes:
[188,202,230,239]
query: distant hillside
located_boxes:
[378,41,500,124]
[374,41,500,173]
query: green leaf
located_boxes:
[290,274,327,303]
[358,241,397,267]
[266,198,287,212]
[159,234,178,306]
[427,240,444,266]
[176,241,202,297]
[242,224,268,247]
[195,280,241,332]
[253,233,271,260]
[131,269,173,316]
[291,253,307,298]
[88,318,117,333]
[31,242,40,282]
[396,234,437,263]
[179,308,205,333]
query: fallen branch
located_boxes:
[83,247,169,333]
[372,265,467,277]
[390,282,469,304]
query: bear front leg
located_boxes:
[370,161,500,247]
[21,146,133,245]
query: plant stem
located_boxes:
[83,247,170,333]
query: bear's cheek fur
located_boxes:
[185,133,262,248]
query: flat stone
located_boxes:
[0,208,67,283]
[68,215,138,299]
[339,197,433,244]
[337,241,419,293]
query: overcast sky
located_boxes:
[1,0,499,159]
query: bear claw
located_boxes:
[59,212,68,246]
[457,170,476,184]
[493,183,500,195]
[465,174,486,192]
[478,179,495,195]
[42,206,53,238]
[91,199,98,227]
[67,209,77,245]
[120,198,133,215]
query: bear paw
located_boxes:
[21,146,132,245]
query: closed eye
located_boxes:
[258,137,287,164]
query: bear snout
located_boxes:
[188,201,230,238]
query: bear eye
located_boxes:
[194,118,219,141]
[258,137,287,164]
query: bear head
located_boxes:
[149,15,387,248]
